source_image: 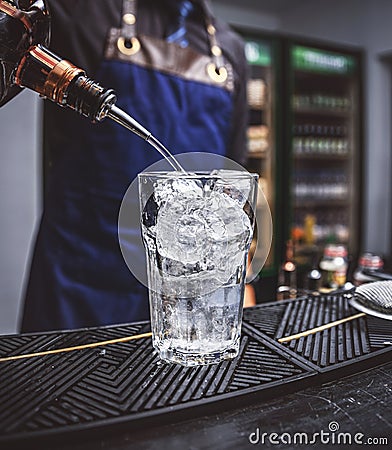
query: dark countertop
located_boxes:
[56,360,392,450]
[1,294,391,450]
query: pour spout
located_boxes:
[107,105,152,141]
[106,104,185,172]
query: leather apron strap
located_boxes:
[104,0,234,91]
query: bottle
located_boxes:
[277,240,297,300]
[305,266,322,293]
[0,0,116,121]
[303,214,316,246]
[353,253,384,286]
[319,244,348,290]
[0,0,47,105]
[0,0,160,147]
[304,253,322,293]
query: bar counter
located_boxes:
[1,294,391,449]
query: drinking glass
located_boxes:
[138,170,258,366]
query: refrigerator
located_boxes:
[283,40,363,287]
[238,30,364,299]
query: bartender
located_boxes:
[20,0,249,332]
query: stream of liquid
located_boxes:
[107,105,186,173]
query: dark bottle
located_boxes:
[277,240,297,300]
[304,253,322,293]
[0,0,49,105]
[0,0,157,144]
[0,0,116,121]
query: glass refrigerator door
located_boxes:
[243,36,280,300]
[287,44,362,285]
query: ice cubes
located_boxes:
[211,169,255,207]
[153,174,203,207]
[144,171,253,291]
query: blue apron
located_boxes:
[21,0,235,332]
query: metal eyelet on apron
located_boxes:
[116,0,141,56]
[117,36,140,56]
[206,62,228,83]
[202,1,228,84]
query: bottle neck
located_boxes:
[277,240,297,299]
[285,239,295,263]
[14,45,116,121]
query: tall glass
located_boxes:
[138,170,258,366]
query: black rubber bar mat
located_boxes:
[0,294,391,446]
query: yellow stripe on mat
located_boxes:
[0,332,153,362]
[278,313,366,343]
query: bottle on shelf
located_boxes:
[304,255,322,294]
[277,240,297,300]
[303,214,316,246]
[247,78,267,109]
[319,244,348,290]
[353,253,384,286]
[247,125,269,154]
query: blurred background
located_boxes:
[1,0,392,333]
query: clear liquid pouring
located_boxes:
[107,105,186,173]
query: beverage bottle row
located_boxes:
[293,171,349,200]
[292,123,349,156]
[292,210,349,244]
[293,123,348,136]
[293,136,349,156]
[292,93,351,110]
[292,223,349,245]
